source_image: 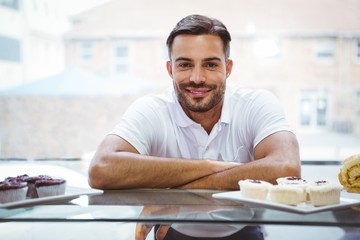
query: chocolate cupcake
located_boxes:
[0,181,28,203]
[22,175,53,198]
[4,174,30,183]
[35,178,66,198]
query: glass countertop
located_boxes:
[1,161,360,239]
[1,189,360,228]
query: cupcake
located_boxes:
[5,174,53,198]
[276,176,307,185]
[22,175,53,198]
[35,178,66,198]
[269,185,305,206]
[307,180,342,206]
[3,174,66,199]
[238,179,272,200]
[0,181,28,203]
[276,176,308,201]
[4,174,29,183]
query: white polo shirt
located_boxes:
[110,85,291,163]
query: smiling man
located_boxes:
[88,14,300,190]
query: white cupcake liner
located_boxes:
[36,183,66,198]
[0,187,28,203]
[309,189,341,206]
[270,185,305,205]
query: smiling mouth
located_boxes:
[186,88,210,98]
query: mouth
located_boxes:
[186,87,211,98]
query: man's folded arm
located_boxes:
[88,134,239,189]
[175,131,301,190]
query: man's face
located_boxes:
[166,35,233,114]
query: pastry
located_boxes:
[338,154,360,193]
[35,178,66,198]
[0,181,28,203]
[3,174,66,199]
[276,176,307,185]
[276,176,308,201]
[238,179,272,200]
[5,174,53,198]
[269,184,305,205]
[307,180,342,206]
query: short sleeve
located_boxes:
[248,90,291,147]
[109,96,163,155]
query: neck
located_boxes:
[183,104,223,135]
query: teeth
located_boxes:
[190,90,206,94]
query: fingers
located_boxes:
[135,223,154,240]
[156,225,171,240]
[135,223,170,240]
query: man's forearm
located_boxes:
[88,151,239,189]
[176,157,300,190]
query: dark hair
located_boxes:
[166,14,231,60]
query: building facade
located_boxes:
[65,0,360,135]
[0,0,68,89]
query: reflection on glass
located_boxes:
[135,205,264,240]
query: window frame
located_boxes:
[0,35,21,62]
[112,42,131,75]
[80,40,94,61]
[299,89,329,129]
[313,38,336,63]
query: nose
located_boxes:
[189,66,205,84]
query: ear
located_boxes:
[226,59,233,78]
[166,61,173,78]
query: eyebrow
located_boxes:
[203,57,222,62]
[174,57,192,62]
[174,57,222,62]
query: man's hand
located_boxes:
[135,223,170,240]
[135,206,179,240]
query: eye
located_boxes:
[178,62,192,69]
[204,62,218,69]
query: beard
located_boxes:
[174,81,226,113]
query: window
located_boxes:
[299,90,328,128]
[253,39,281,59]
[316,98,327,126]
[356,39,360,61]
[113,44,130,75]
[300,98,312,126]
[81,41,93,61]
[0,0,20,10]
[0,35,21,62]
[314,39,336,61]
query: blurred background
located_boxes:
[0,0,359,169]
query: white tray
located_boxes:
[0,186,103,209]
[213,190,360,214]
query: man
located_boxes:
[88,14,300,190]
